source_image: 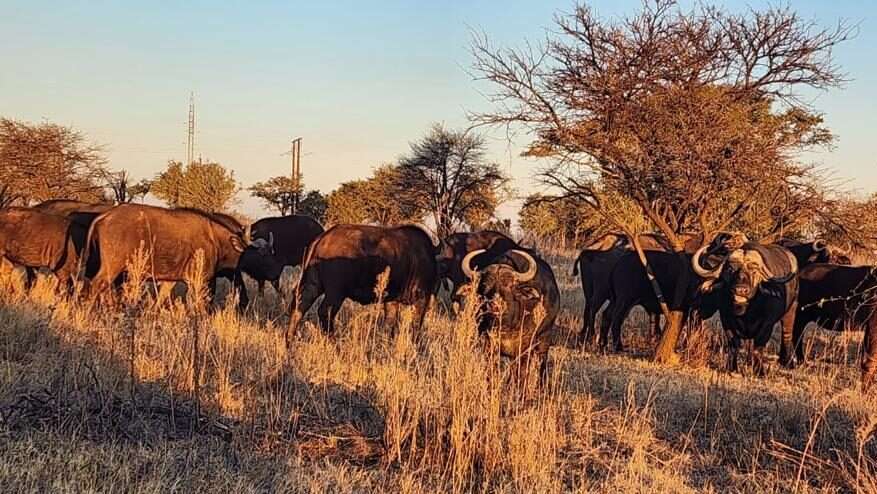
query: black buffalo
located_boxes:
[288,224,438,340]
[572,232,704,346]
[0,207,84,288]
[571,243,628,344]
[598,250,722,352]
[84,204,279,308]
[692,239,799,374]
[247,215,324,295]
[436,230,518,307]
[791,263,877,389]
[461,247,560,382]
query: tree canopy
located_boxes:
[395,124,510,238]
[0,118,108,207]
[149,160,239,212]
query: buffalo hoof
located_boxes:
[779,354,798,369]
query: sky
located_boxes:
[2,0,875,221]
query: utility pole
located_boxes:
[186,92,195,166]
[290,137,302,214]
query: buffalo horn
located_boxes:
[268,231,275,248]
[813,239,827,252]
[764,249,798,284]
[510,249,538,283]
[461,249,486,280]
[244,223,252,244]
[691,244,724,279]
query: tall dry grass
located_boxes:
[0,250,874,493]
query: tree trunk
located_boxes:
[653,251,693,365]
[628,233,687,365]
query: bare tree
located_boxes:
[101,169,150,204]
[395,124,510,239]
[472,0,852,363]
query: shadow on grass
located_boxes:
[0,302,386,466]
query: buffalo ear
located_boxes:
[230,235,246,253]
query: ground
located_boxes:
[0,250,874,493]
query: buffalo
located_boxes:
[461,247,560,382]
[692,238,799,374]
[570,243,628,344]
[598,250,722,352]
[436,230,518,308]
[572,232,704,346]
[0,207,85,289]
[791,263,877,389]
[84,204,280,308]
[247,215,324,295]
[288,224,438,340]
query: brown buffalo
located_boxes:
[461,247,560,383]
[84,204,280,308]
[288,224,438,340]
[0,207,84,288]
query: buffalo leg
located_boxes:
[317,295,343,335]
[778,301,799,368]
[726,331,741,373]
[232,272,249,311]
[257,279,267,297]
[863,314,877,391]
[792,317,809,365]
[271,278,282,297]
[605,301,632,353]
[24,267,36,290]
[287,280,323,343]
[579,293,591,342]
[413,296,431,332]
[651,314,662,337]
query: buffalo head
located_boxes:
[693,242,797,316]
[462,248,539,332]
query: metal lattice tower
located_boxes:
[186,92,195,165]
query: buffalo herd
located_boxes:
[0,199,874,389]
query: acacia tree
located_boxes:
[0,118,108,205]
[395,124,510,239]
[472,1,852,363]
[249,176,299,216]
[150,160,239,212]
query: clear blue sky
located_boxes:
[2,1,875,220]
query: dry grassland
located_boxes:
[0,251,874,493]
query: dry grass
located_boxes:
[0,250,875,493]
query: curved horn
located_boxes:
[764,249,798,284]
[461,249,486,280]
[244,223,252,244]
[813,239,827,252]
[510,249,538,282]
[268,231,275,248]
[691,244,724,279]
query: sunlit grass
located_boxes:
[0,251,874,492]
